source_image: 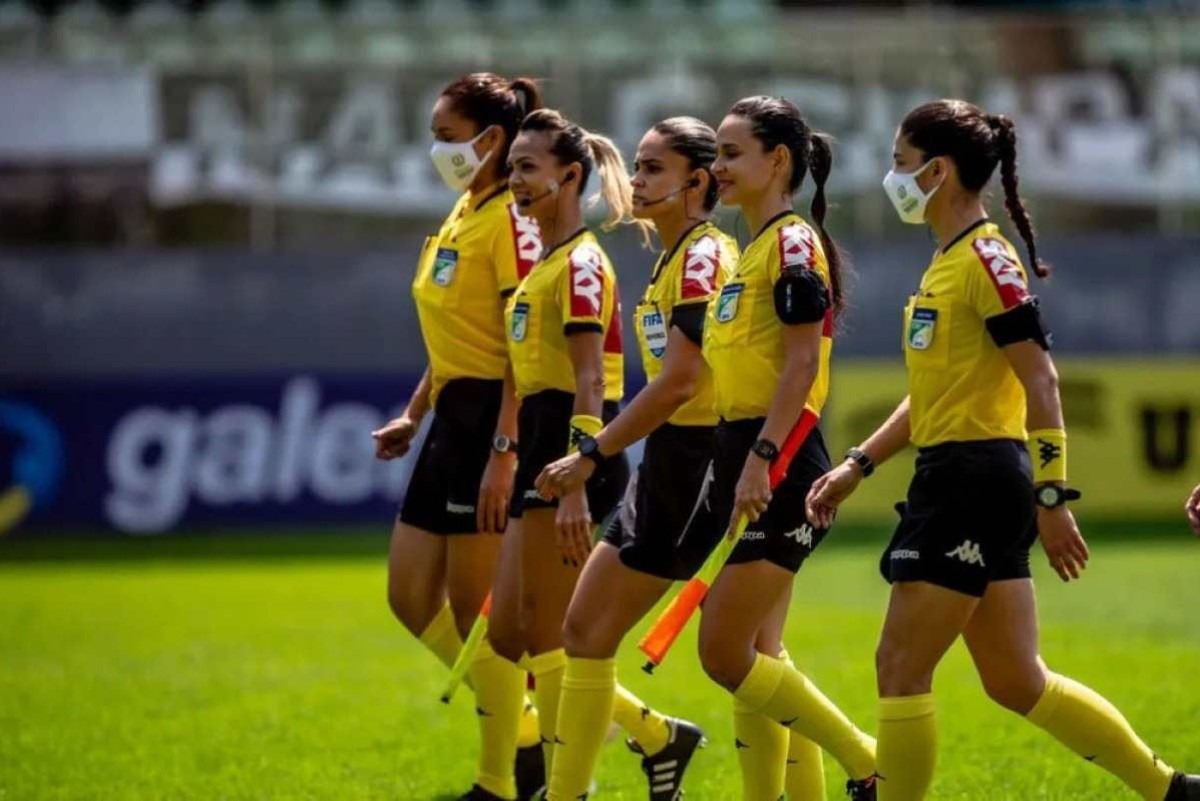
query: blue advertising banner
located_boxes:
[1,374,421,536]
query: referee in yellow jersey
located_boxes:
[807,99,1199,801]
[476,108,678,801]
[371,74,546,800]
[699,96,879,801]
[533,117,732,800]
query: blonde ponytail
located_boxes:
[585,132,653,245]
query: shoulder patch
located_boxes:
[568,243,606,317]
[971,237,1030,309]
[507,202,542,279]
[681,235,720,300]
[777,223,817,272]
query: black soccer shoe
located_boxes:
[1165,772,1200,801]
[627,718,706,800]
[845,775,878,801]
[514,742,546,801]
[458,785,508,801]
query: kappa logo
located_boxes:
[569,246,605,316]
[446,501,475,514]
[973,238,1031,307]
[891,549,920,560]
[945,539,986,567]
[508,203,542,278]
[778,223,816,270]
[1037,437,1062,469]
[784,523,815,548]
[682,236,719,299]
[740,529,766,541]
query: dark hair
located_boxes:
[652,116,719,212]
[729,95,847,313]
[900,99,1048,279]
[440,73,543,177]
[519,108,648,238]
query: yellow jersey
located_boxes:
[905,220,1032,448]
[635,221,738,427]
[505,228,624,402]
[412,181,542,403]
[703,211,834,422]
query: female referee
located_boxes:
[480,108,680,801]
[535,116,828,801]
[698,95,878,801]
[371,74,546,801]
[806,99,1199,801]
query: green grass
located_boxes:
[2,530,1198,800]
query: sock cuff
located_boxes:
[563,657,616,689]
[1026,671,1065,726]
[418,602,456,645]
[879,693,936,721]
[526,648,567,677]
[778,648,795,669]
[734,653,787,712]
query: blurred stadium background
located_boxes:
[1,1,1198,799]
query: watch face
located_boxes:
[493,435,511,452]
[1036,486,1061,507]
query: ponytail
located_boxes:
[583,132,652,245]
[507,77,543,117]
[806,132,846,312]
[989,114,1048,279]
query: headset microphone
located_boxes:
[517,178,561,208]
[637,177,701,207]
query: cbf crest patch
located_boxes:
[432,248,459,286]
[907,307,938,350]
[510,301,530,342]
[715,283,744,323]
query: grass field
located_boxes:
[2,527,1198,800]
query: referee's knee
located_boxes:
[699,631,753,692]
[875,640,935,697]
[562,610,619,659]
[979,664,1045,714]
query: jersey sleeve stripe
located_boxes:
[971,237,1031,311]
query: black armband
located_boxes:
[563,322,603,336]
[773,268,829,325]
[670,303,706,346]
[985,298,1053,350]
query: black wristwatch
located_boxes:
[1034,484,1081,510]
[845,447,875,478]
[577,435,607,467]
[491,433,518,454]
[750,438,780,462]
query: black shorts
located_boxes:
[880,439,1037,598]
[509,390,628,522]
[600,423,719,581]
[398,378,502,535]
[709,417,832,574]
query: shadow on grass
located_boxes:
[0,519,1189,565]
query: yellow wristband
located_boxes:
[1028,428,1067,484]
[568,414,603,454]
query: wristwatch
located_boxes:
[1034,485,1081,510]
[491,433,518,454]
[751,438,780,462]
[845,447,875,478]
[577,435,607,466]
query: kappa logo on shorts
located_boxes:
[784,524,815,548]
[890,549,920,561]
[446,501,476,514]
[740,528,766,541]
[945,539,986,567]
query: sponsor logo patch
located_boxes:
[682,236,719,299]
[715,282,744,323]
[569,245,605,317]
[907,307,938,350]
[432,248,458,286]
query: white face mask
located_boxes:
[429,128,493,192]
[882,159,943,225]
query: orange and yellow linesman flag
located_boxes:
[638,409,819,674]
[440,592,492,703]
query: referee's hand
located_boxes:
[1186,483,1200,536]
[555,489,593,568]
[534,452,594,502]
[732,455,772,529]
[372,415,418,460]
[1037,507,1089,582]
[477,451,515,535]
[805,462,862,530]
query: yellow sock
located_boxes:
[780,650,826,801]
[613,683,672,757]
[546,657,617,801]
[469,640,525,800]
[1026,672,1174,801]
[734,653,876,781]
[733,694,787,800]
[418,603,464,675]
[528,649,568,779]
[877,694,936,801]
